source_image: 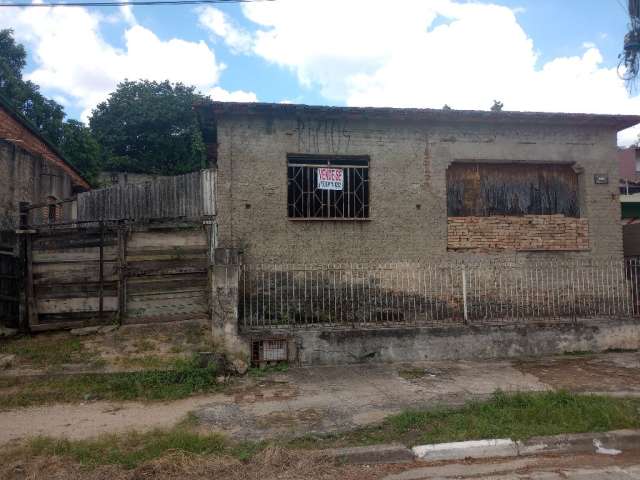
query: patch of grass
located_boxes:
[398,367,426,380]
[114,355,176,370]
[132,339,155,353]
[563,350,595,356]
[28,429,232,469]
[248,362,289,378]
[605,348,639,353]
[8,425,269,470]
[0,357,221,408]
[0,334,97,367]
[288,391,640,450]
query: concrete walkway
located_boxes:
[2,352,640,444]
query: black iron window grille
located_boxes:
[287,154,370,219]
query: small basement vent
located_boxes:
[251,338,288,367]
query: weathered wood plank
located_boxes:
[125,260,207,277]
[36,296,118,314]
[25,235,38,328]
[33,246,117,263]
[127,290,208,301]
[33,262,118,285]
[35,282,117,298]
[127,230,207,249]
[125,246,207,262]
[125,275,208,294]
[32,234,117,251]
[122,312,207,325]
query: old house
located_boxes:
[198,102,639,264]
[0,96,90,228]
[618,147,640,257]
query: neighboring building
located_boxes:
[198,101,640,264]
[617,148,640,257]
[97,171,171,188]
[0,97,90,228]
[618,146,640,181]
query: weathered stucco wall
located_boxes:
[214,114,622,264]
[0,140,73,228]
[279,319,640,365]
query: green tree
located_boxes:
[0,29,65,144]
[491,100,504,112]
[59,120,102,186]
[89,80,206,175]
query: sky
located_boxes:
[2,0,640,144]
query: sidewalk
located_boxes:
[1,351,640,444]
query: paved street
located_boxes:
[379,452,640,480]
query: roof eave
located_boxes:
[200,101,640,131]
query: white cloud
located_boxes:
[197,6,252,53]
[235,0,640,145]
[119,5,136,26]
[208,86,257,102]
[1,4,255,121]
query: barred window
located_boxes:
[287,154,369,219]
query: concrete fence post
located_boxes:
[210,247,250,360]
[462,266,469,324]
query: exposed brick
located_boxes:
[0,108,88,190]
[447,215,589,252]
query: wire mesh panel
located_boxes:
[239,260,640,330]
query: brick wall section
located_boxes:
[448,215,589,251]
[0,107,88,190]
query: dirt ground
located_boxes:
[0,321,214,377]
[0,348,640,444]
[2,448,639,480]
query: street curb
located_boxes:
[412,438,517,461]
[412,429,640,462]
[319,430,640,465]
[517,429,640,456]
[318,443,416,465]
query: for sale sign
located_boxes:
[317,168,343,190]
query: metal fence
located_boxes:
[238,259,640,330]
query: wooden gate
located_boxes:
[0,231,19,329]
[24,222,213,330]
[29,224,119,331]
[123,226,210,324]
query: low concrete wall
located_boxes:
[253,318,640,365]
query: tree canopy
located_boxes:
[59,120,103,186]
[89,80,206,175]
[1,30,210,182]
[0,29,65,145]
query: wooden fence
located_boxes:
[77,169,216,222]
[24,169,216,227]
[26,221,214,331]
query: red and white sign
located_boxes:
[317,168,343,190]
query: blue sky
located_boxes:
[2,0,639,143]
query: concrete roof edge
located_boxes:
[197,100,640,131]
